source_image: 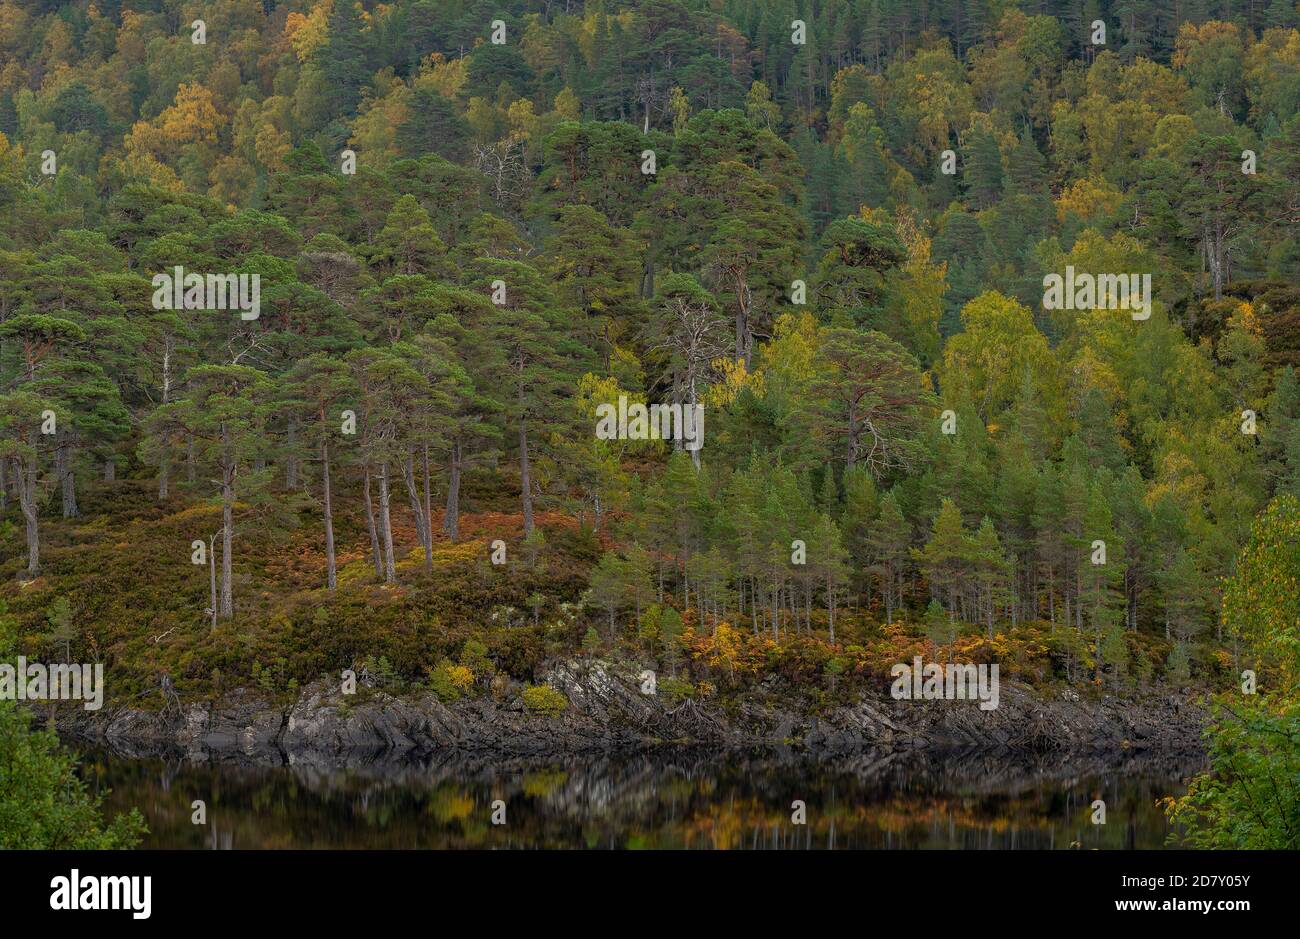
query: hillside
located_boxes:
[0,1,1299,850]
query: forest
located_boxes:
[0,0,1297,849]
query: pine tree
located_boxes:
[470,254,593,535]
[278,355,358,590]
[970,515,1011,639]
[962,122,1004,210]
[145,365,272,618]
[318,0,373,121]
[0,392,49,578]
[866,487,909,624]
[808,512,850,641]
[915,498,969,619]
[1079,479,1124,678]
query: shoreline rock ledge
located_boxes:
[52,660,1207,760]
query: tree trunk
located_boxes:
[22,491,39,575]
[322,441,336,590]
[363,467,383,578]
[221,461,234,619]
[518,417,535,535]
[422,444,434,574]
[378,462,396,584]
[158,333,173,500]
[402,449,429,561]
[845,406,858,470]
[57,439,78,518]
[219,423,236,618]
[827,578,835,643]
[15,453,40,577]
[444,440,461,542]
[158,443,170,499]
[735,301,746,362]
[209,532,219,629]
[771,585,779,641]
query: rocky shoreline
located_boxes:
[50,659,1209,765]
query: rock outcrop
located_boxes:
[54,659,1206,762]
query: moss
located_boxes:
[657,677,696,703]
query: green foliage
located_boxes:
[1167,700,1300,848]
[0,604,144,849]
[427,658,474,703]
[923,598,953,645]
[0,701,148,849]
[657,677,696,704]
[1099,622,1130,689]
[1167,494,1300,847]
[1222,494,1300,688]
[458,639,494,682]
[1164,641,1192,685]
[0,0,1297,734]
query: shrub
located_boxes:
[458,639,494,682]
[521,684,568,716]
[359,654,402,690]
[1165,700,1300,848]
[0,604,145,849]
[427,659,473,702]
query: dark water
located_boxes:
[73,745,1203,849]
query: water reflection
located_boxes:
[72,744,1204,850]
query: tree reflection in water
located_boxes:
[71,744,1203,850]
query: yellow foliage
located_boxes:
[521,684,568,715]
[1226,301,1261,337]
[1173,20,1243,70]
[253,123,291,172]
[704,357,763,408]
[208,154,256,207]
[506,98,538,144]
[415,53,468,101]
[126,83,224,163]
[1056,176,1123,224]
[445,664,475,692]
[0,4,33,57]
[697,621,742,679]
[552,86,581,121]
[349,84,409,165]
[756,311,820,390]
[0,130,24,175]
[284,4,331,63]
[113,149,185,193]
